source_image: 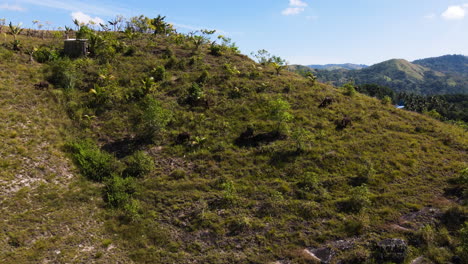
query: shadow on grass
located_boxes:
[102,136,152,159]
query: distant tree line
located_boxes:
[354,83,468,124]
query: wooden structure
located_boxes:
[64,39,88,58]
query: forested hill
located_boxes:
[0,17,467,264]
[293,55,468,95]
[413,55,468,77]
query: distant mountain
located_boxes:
[292,55,468,95]
[308,63,368,71]
[413,54,468,77]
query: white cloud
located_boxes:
[0,3,26,11]
[282,7,305,16]
[282,0,308,16]
[441,5,466,20]
[290,0,307,7]
[71,11,104,25]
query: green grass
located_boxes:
[0,28,466,263]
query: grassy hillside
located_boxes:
[0,21,467,263]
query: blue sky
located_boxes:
[1,0,468,65]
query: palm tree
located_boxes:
[8,22,23,40]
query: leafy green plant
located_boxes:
[197,70,210,85]
[123,151,155,178]
[104,175,137,208]
[340,185,371,213]
[139,97,172,138]
[187,82,204,103]
[306,72,317,86]
[8,22,23,41]
[343,82,357,96]
[291,127,313,152]
[67,140,117,182]
[381,95,392,105]
[33,46,59,63]
[151,66,166,82]
[267,98,294,133]
[46,58,76,90]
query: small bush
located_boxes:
[67,140,116,182]
[139,97,172,137]
[104,175,137,208]
[33,46,59,63]
[343,83,357,96]
[170,169,187,180]
[339,185,371,213]
[151,66,166,82]
[209,44,223,56]
[123,151,155,178]
[46,59,76,90]
[197,70,210,85]
[381,96,392,105]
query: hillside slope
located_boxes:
[413,55,468,77]
[0,41,131,263]
[300,57,468,95]
[0,24,467,264]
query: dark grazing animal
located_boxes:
[34,81,50,90]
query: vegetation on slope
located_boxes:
[0,15,467,263]
[293,56,468,95]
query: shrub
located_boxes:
[104,175,137,208]
[197,70,210,85]
[151,66,166,82]
[139,97,172,137]
[209,43,223,56]
[343,83,357,96]
[268,98,294,133]
[339,185,371,213]
[297,172,320,192]
[187,83,204,103]
[46,59,76,90]
[381,95,392,105]
[123,151,155,178]
[67,140,116,181]
[291,127,313,151]
[33,46,59,63]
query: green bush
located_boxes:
[123,151,155,178]
[343,82,357,96]
[67,140,116,181]
[381,95,392,105]
[151,66,166,82]
[104,175,137,208]
[33,47,59,63]
[46,59,76,90]
[197,70,210,85]
[209,43,223,56]
[339,185,371,213]
[268,98,293,133]
[139,97,172,137]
